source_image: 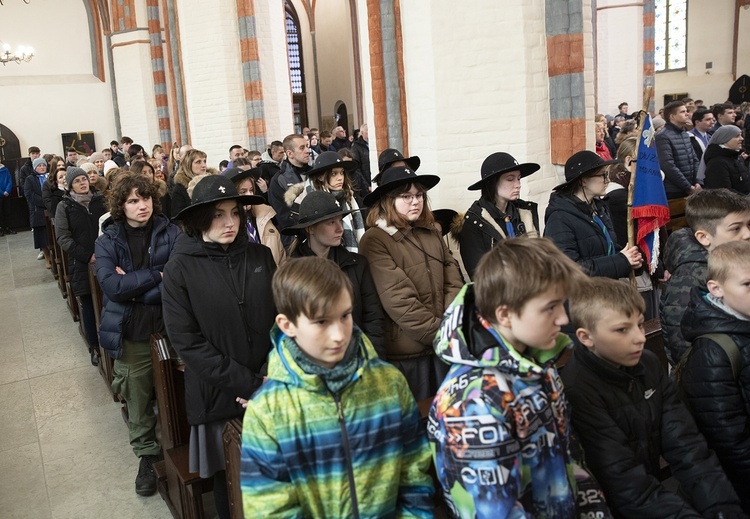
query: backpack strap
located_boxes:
[696,333,742,381]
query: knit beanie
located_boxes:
[66,167,88,189]
[89,152,105,164]
[709,125,741,146]
[80,162,98,175]
[32,158,47,170]
[103,160,118,175]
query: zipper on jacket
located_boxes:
[333,393,360,519]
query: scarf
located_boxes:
[283,330,361,394]
[70,191,94,209]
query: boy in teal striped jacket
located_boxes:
[240,256,434,518]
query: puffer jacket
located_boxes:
[544,192,631,279]
[703,144,750,194]
[290,241,386,356]
[428,285,610,518]
[562,343,742,518]
[358,219,463,359]
[659,227,708,365]
[349,136,371,194]
[94,214,181,359]
[55,193,108,296]
[680,287,750,512]
[656,122,699,198]
[162,232,276,424]
[454,197,539,279]
[240,325,434,518]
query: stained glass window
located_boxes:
[286,8,304,94]
[654,0,687,71]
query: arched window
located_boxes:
[286,2,308,133]
[655,0,687,72]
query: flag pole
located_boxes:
[626,85,653,287]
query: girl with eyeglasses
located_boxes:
[359,166,463,400]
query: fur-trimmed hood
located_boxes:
[173,168,195,190]
[284,181,306,208]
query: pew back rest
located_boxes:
[150,333,190,451]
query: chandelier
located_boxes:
[1,43,34,65]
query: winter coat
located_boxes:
[358,219,463,359]
[290,242,386,356]
[240,325,434,518]
[330,136,351,152]
[544,192,631,279]
[94,214,181,359]
[0,165,12,195]
[604,183,628,249]
[454,197,539,279]
[250,203,285,265]
[23,173,48,227]
[561,343,742,519]
[42,182,65,217]
[656,122,699,198]
[349,136,371,193]
[55,194,108,296]
[703,144,750,194]
[18,159,34,190]
[680,287,750,511]
[170,169,194,218]
[428,285,609,518]
[268,160,309,245]
[162,232,276,425]
[659,227,708,365]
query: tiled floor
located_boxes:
[0,232,173,519]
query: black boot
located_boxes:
[135,454,159,496]
[90,349,99,367]
[4,227,16,235]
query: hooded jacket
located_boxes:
[656,121,699,198]
[562,343,742,518]
[544,193,631,279]
[94,214,181,359]
[454,197,539,279]
[358,219,463,359]
[703,144,750,194]
[162,232,276,425]
[290,241,386,356]
[55,193,108,296]
[427,285,608,519]
[659,227,708,365]
[680,287,750,511]
[240,325,434,518]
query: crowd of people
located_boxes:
[6,98,750,518]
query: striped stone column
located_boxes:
[643,0,655,113]
[111,0,137,31]
[147,0,172,147]
[545,0,586,165]
[236,0,267,152]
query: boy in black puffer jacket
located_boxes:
[562,277,743,519]
[680,241,750,513]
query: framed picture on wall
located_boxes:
[61,132,96,155]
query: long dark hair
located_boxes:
[181,199,247,238]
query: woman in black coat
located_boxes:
[24,157,51,267]
[544,150,642,279]
[42,161,67,217]
[454,152,540,279]
[702,125,749,195]
[285,190,385,355]
[162,175,275,519]
[55,167,108,365]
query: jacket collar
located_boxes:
[572,343,644,388]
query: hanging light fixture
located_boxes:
[1,43,34,65]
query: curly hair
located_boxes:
[107,173,162,223]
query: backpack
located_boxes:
[675,333,742,411]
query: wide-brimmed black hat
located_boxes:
[373,149,421,184]
[468,152,540,191]
[172,175,264,220]
[282,190,354,235]
[223,167,262,184]
[307,151,358,178]
[552,150,618,191]
[363,166,440,207]
[432,209,458,237]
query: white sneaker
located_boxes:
[37,251,44,260]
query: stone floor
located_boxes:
[0,232,173,519]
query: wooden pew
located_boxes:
[666,197,687,234]
[44,213,59,280]
[57,246,80,322]
[151,334,213,519]
[88,263,120,403]
[50,219,67,297]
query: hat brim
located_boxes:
[552,159,618,191]
[281,208,356,235]
[467,162,540,191]
[172,194,265,221]
[374,156,421,183]
[363,174,440,207]
[307,159,359,178]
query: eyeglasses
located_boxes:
[398,192,425,203]
[591,172,610,182]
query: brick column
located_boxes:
[236,0,267,152]
[545,0,586,165]
[146,0,172,147]
[111,0,137,31]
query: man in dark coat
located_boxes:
[349,123,371,194]
[329,126,351,152]
[656,100,701,199]
[268,134,310,246]
[18,145,40,189]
